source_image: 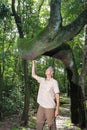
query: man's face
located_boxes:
[45,68,53,77]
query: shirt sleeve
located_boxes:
[53,80,60,94]
[35,76,44,83]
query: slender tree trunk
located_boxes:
[21,60,30,125]
[0,64,3,120]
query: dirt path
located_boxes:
[0,115,80,130]
[0,99,80,130]
[0,110,80,130]
[0,114,21,130]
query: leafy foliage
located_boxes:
[0,1,11,19]
[61,0,84,25]
[0,87,24,115]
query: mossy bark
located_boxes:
[17,9,87,60]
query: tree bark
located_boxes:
[21,60,30,125]
[17,8,87,60]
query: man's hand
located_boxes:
[55,93,60,117]
[32,60,38,80]
[32,60,36,66]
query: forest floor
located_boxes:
[0,96,81,130]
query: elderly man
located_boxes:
[32,60,60,130]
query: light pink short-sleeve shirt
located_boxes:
[36,76,60,108]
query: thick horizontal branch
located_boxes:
[17,8,87,60]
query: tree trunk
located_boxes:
[66,68,87,129]
[21,60,30,125]
[0,65,3,120]
[78,24,87,129]
[66,68,79,124]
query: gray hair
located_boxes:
[46,66,54,73]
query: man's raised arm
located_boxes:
[32,60,38,80]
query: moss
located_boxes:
[17,38,34,51]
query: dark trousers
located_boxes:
[36,105,56,130]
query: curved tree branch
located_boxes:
[11,0,23,38]
[44,43,78,82]
[61,8,87,42]
[18,8,87,60]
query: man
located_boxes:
[32,60,60,130]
